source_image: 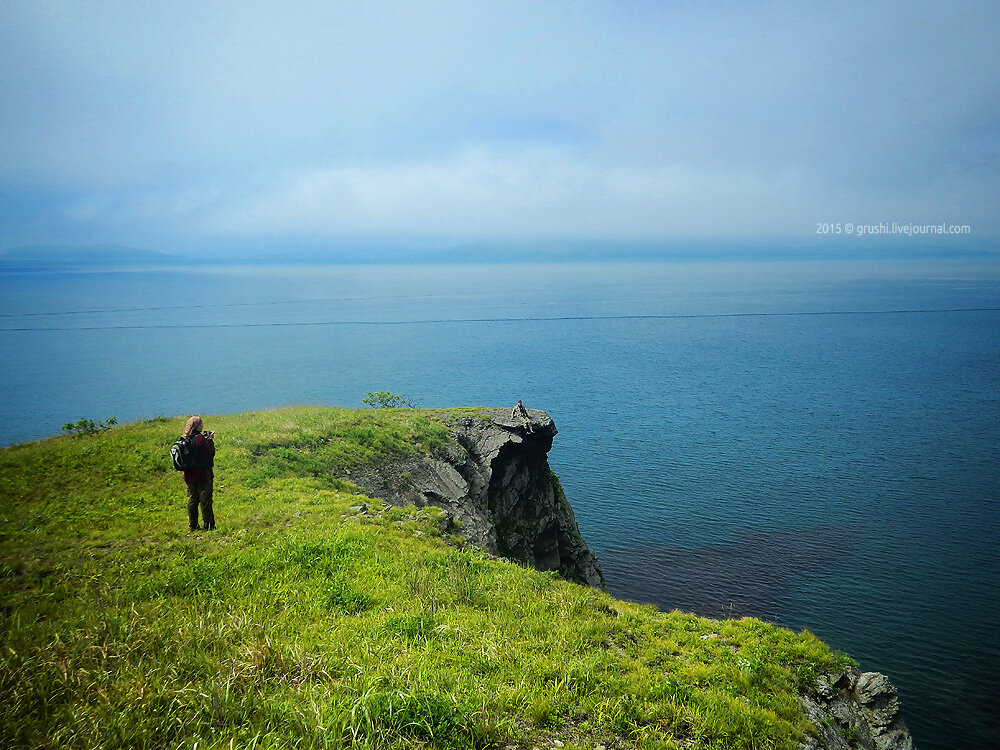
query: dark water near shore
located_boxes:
[2,258,998,749]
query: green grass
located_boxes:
[0,407,852,749]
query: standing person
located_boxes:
[182,415,216,531]
[512,400,534,433]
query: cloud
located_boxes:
[1,0,998,250]
[203,147,804,239]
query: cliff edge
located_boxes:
[344,408,916,749]
[0,406,922,749]
[800,667,915,750]
[346,407,605,588]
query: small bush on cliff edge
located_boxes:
[61,415,117,437]
[362,390,417,408]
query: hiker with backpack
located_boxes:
[173,415,216,531]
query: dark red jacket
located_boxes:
[183,432,215,484]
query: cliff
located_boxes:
[343,407,604,588]
[0,406,916,750]
[302,407,917,749]
[800,668,915,750]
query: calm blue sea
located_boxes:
[1,258,998,749]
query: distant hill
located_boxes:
[185,239,1000,264]
[0,245,178,265]
[4,239,992,267]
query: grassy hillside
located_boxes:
[0,407,851,750]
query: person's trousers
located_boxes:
[186,471,215,530]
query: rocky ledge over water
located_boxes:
[344,407,915,749]
[800,667,915,750]
[346,407,605,588]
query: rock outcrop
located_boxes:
[349,408,604,588]
[800,667,915,750]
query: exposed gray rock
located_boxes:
[799,667,915,750]
[348,408,605,588]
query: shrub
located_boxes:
[62,416,117,437]
[362,391,416,408]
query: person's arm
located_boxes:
[196,433,216,458]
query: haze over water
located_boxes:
[1,257,998,749]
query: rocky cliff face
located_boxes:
[800,667,915,750]
[350,408,604,588]
[346,407,916,749]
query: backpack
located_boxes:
[170,435,198,471]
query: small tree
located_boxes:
[62,416,118,437]
[362,391,416,409]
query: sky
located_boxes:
[1,0,998,259]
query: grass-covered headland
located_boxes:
[0,407,852,750]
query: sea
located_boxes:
[1,257,998,749]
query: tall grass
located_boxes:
[0,407,851,749]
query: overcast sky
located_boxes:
[1,1,998,257]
